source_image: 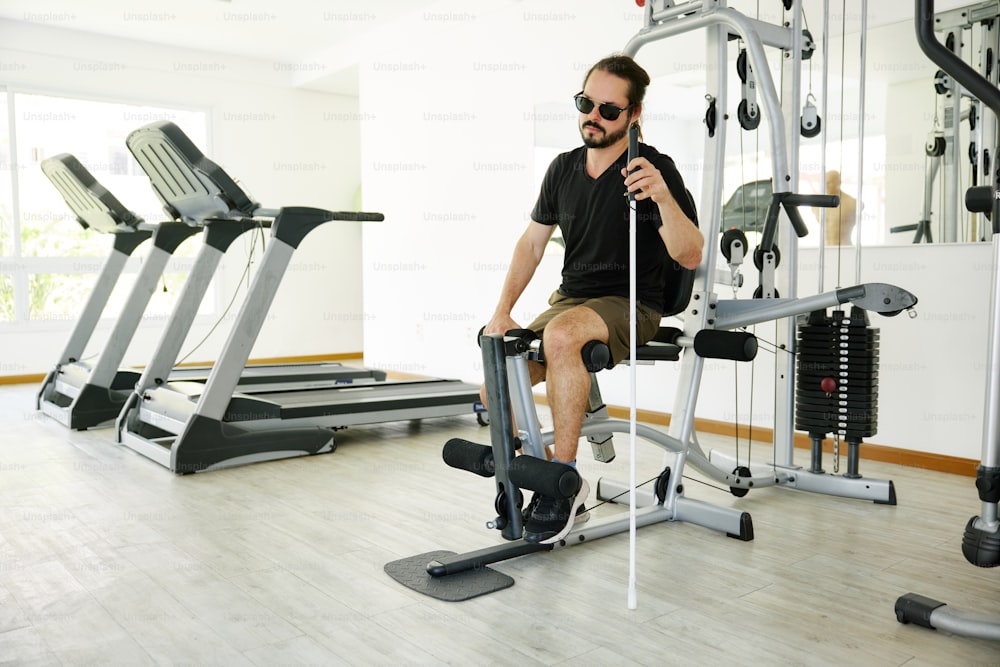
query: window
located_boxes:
[0,92,12,322]
[0,90,209,326]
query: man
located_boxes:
[482,54,703,543]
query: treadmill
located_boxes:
[36,154,382,430]
[116,121,482,473]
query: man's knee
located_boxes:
[543,313,603,364]
[542,326,577,363]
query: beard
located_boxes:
[580,120,628,149]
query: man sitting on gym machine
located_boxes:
[481,54,703,544]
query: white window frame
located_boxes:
[0,85,217,335]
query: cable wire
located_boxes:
[176,224,266,366]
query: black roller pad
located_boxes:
[693,329,758,362]
[508,456,581,498]
[384,551,513,601]
[442,438,495,477]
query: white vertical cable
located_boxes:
[855,0,868,284]
[819,0,830,294]
[627,122,639,611]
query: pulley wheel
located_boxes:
[730,466,752,498]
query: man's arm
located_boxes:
[484,220,555,334]
[655,194,703,269]
[623,157,703,269]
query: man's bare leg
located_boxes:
[519,306,607,543]
[478,358,550,458]
[540,306,609,464]
[478,360,546,408]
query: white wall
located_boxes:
[357,4,698,378]
[0,20,365,376]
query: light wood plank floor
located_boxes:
[1,382,998,665]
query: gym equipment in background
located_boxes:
[36,154,382,430]
[895,0,1000,641]
[897,0,1000,244]
[116,122,483,473]
[36,153,168,429]
[889,132,939,243]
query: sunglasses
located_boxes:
[573,93,633,121]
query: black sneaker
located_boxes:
[523,479,590,544]
[522,491,540,524]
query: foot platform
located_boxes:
[384,550,515,601]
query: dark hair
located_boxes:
[583,54,651,110]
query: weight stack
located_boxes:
[795,306,880,478]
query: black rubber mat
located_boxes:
[384,550,513,601]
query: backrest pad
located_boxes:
[660,188,698,318]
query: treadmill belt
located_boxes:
[243,380,481,420]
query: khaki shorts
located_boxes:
[527,291,662,365]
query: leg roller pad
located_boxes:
[693,330,758,362]
[442,439,495,478]
[581,340,612,372]
[508,456,581,499]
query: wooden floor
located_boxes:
[1,382,998,665]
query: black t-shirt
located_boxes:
[530,143,698,313]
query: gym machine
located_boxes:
[895,0,1000,641]
[36,154,382,430]
[116,122,483,473]
[36,153,177,429]
[620,0,915,506]
[387,0,918,600]
[894,0,1000,243]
